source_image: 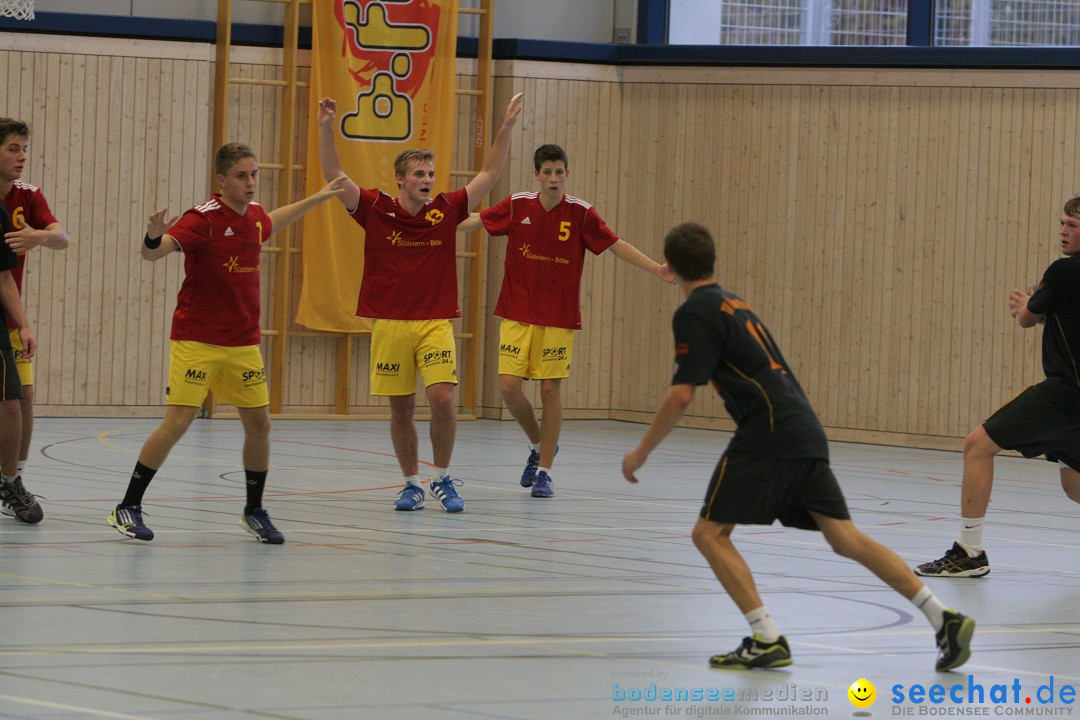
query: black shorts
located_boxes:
[0,329,23,401]
[983,382,1080,472]
[699,453,850,531]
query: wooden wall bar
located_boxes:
[2,33,1075,449]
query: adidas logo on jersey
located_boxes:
[224,227,235,236]
[521,217,532,225]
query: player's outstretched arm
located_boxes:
[622,383,696,484]
[1008,287,1041,328]
[316,97,361,211]
[457,213,484,234]
[609,239,676,284]
[267,176,348,234]
[0,270,33,359]
[141,209,181,262]
[4,221,68,254]
[465,92,524,210]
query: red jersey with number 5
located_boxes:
[166,196,271,347]
[480,192,618,330]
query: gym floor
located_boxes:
[2,418,1077,719]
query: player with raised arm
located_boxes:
[317,92,524,513]
[623,222,974,671]
[106,143,345,543]
[458,144,673,496]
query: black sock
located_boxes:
[122,462,158,507]
[245,469,268,510]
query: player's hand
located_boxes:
[146,209,179,240]
[317,97,338,127]
[319,174,349,198]
[4,226,44,254]
[503,92,524,127]
[622,449,646,484]
[656,262,677,285]
[17,327,34,359]
[1007,287,1031,318]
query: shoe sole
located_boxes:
[531,490,553,498]
[915,567,989,578]
[937,617,975,671]
[394,502,426,511]
[106,516,152,541]
[437,503,464,513]
[709,656,793,669]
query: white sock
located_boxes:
[958,517,985,555]
[911,585,947,632]
[433,467,448,481]
[0,474,14,485]
[745,606,781,643]
[403,474,422,487]
[538,467,552,477]
[528,441,540,452]
[17,460,26,477]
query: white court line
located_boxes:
[0,693,161,720]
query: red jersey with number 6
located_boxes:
[3,181,60,329]
[480,192,618,330]
[166,196,271,347]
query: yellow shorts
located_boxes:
[9,328,32,386]
[166,340,269,408]
[370,319,457,396]
[498,320,574,379]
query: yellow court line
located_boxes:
[0,693,161,720]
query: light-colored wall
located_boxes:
[2,31,1072,451]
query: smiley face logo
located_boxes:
[848,678,876,708]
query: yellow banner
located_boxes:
[298,0,460,332]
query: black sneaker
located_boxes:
[0,476,43,524]
[107,504,154,541]
[915,542,989,578]
[936,610,975,671]
[709,634,792,669]
[241,507,285,544]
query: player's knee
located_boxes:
[499,375,521,400]
[691,519,726,552]
[539,379,561,404]
[962,427,997,459]
[0,399,19,424]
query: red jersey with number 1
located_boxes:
[349,187,469,320]
[166,196,271,347]
[481,192,618,330]
[3,181,60,329]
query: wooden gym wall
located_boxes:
[1,33,1075,450]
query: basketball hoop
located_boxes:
[0,0,34,21]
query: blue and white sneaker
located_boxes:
[430,476,464,513]
[107,503,154,541]
[531,470,554,498]
[520,448,540,487]
[394,482,425,511]
[241,507,285,544]
[520,445,558,487]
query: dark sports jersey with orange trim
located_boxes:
[671,284,828,458]
[166,195,271,347]
[3,181,59,329]
[348,186,469,320]
[1028,255,1080,391]
[480,192,619,330]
